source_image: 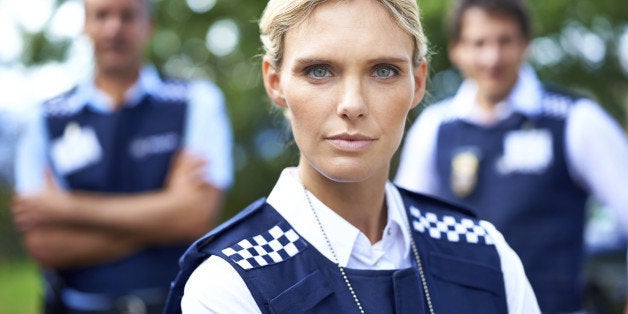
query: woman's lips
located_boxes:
[326,134,374,151]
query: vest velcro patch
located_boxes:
[221,222,307,270]
[410,206,494,245]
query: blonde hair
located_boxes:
[259,0,428,68]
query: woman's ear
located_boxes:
[262,57,287,108]
[411,61,428,109]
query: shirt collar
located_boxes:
[267,167,411,267]
[69,65,163,113]
[385,182,413,262]
[450,63,543,123]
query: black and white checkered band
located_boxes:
[410,206,494,245]
[221,222,307,270]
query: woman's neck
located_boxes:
[299,164,389,244]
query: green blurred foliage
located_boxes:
[0,185,24,260]
[527,0,628,121]
[6,0,628,229]
[0,260,41,314]
[420,0,628,120]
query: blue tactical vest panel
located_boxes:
[165,189,508,313]
[43,81,189,295]
[434,86,588,312]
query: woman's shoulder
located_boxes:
[181,255,261,313]
[165,198,285,313]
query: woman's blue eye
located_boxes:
[310,67,329,78]
[373,67,395,78]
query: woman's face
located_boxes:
[263,0,427,184]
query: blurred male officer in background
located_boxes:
[395,0,628,312]
[11,0,233,313]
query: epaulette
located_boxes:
[195,198,267,248]
[152,79,189,104]
[42,87,79,117]
[397,186,477,218]
[540,83,587,118]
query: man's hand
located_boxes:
[161,150,223,239]
[165,150,210,195]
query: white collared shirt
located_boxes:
[267,168,412,270]
[182,167,539,313]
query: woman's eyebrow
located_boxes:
[369,56,411,64]
[293,58,332,67]
[293,56,411,66]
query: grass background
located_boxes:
[0,260,41,314]
[1,186,42,314]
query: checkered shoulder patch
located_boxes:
[410,206,494,245]
[221,222,307,270]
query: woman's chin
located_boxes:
[315,162,380,184]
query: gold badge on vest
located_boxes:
[451,149,480,198]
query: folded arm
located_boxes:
[13,151,224,269]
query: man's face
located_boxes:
[449,7,528,105]
[84,0,152,75]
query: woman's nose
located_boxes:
[337,78,368,120]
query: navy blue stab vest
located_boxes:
[434,85,588,312]
[166,188,508,313]
[43,81,189,295]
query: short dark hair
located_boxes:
[447,0,531,43]
[83,0,153,16]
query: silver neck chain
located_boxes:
[301,185,434,314]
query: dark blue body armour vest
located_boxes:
[166,188,508,313]
[43,82,189,296]
[434,86,588,312]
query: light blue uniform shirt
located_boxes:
[15,66,233,193]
